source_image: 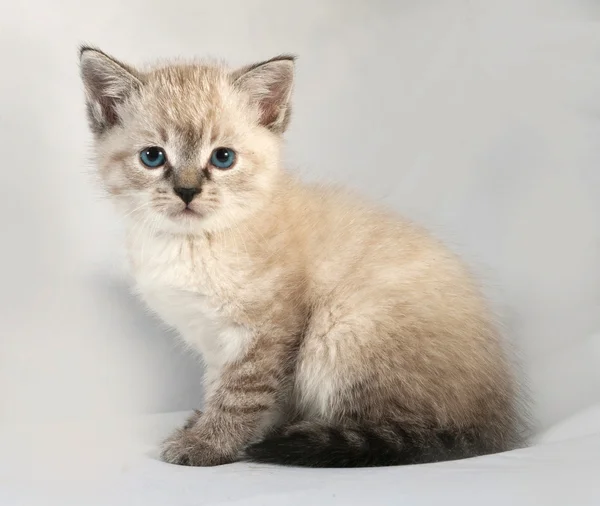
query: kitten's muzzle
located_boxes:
[174,187,200,205]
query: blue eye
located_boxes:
[140,147,166,168]
[210,147,236,169]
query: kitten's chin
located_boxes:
[161,208,210,233]
[150,203,256,236]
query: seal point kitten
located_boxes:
[79,46,528,467]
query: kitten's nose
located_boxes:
[174,187,200,205]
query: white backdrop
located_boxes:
[0,0,599,434]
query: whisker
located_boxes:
[122,201,153,219]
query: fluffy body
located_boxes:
[80,47,527,467]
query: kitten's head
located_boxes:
[79,47,294,234]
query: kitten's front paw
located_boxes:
[160,429,232,467]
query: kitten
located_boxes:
[79,47,528,467]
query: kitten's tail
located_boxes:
[244,421,514,467]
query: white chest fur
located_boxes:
[126,229,252,378]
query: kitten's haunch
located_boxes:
[79,46,529,468]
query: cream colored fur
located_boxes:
[79,47,525,467]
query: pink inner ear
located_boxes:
[97,94,120,128]
[234,59,294,131]
[258,78,289,127]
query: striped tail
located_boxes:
[245,421,511,467]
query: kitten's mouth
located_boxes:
[170,207,202,219]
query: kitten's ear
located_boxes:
[79,46,142,135]
[232,55,295,134]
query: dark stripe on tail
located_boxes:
[244,421,506,467]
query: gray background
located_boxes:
[1,0,599,433]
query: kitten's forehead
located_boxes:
[146,63,228,101]
[137,63,240,139]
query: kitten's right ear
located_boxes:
[79,46,141,135]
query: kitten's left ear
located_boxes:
[79,46,142,135]
[232,55,295,134]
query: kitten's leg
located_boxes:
[182,409,203,430]
[161,336,291,466]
